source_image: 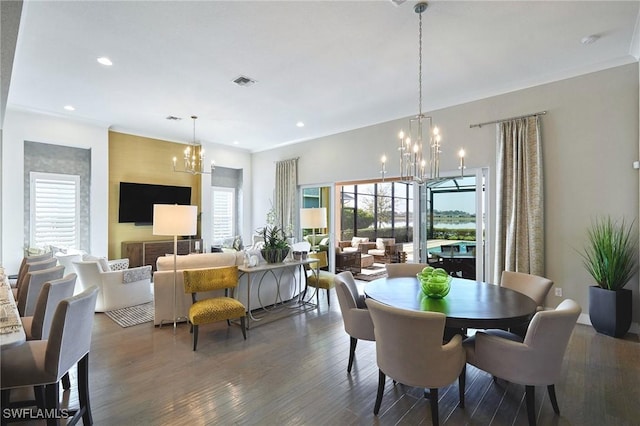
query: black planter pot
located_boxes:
[588,286,632,338]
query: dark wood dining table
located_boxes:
[364,276,538,330]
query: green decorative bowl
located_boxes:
[417,272,452,299]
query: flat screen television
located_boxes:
[118,182,192,224]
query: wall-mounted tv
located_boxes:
[118,182,192,224]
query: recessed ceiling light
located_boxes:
[64,105,75,111]
[296,121,305,128]
[233,141,239,145]
[97,57,113,66]
[581,34,600,45]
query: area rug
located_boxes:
[104,302,154,328]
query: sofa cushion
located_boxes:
[156,252,243,272]
[351,237,369,248]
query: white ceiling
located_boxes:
[7,0,640,152]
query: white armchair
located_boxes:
[72,261,152,312]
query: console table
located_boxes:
[122,239,203,271]
[238,259,318,329]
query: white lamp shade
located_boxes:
[300,207,327,229]
[153,204,198,236]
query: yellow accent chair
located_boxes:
[183,266,247,351]
[302,251,335,307]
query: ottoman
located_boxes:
[360,254,374,269]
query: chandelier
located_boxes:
[172,115,214,175]
[380,2,465,183]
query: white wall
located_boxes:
[1,109,109,272]
[252,63,640,327]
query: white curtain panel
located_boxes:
[494,116,544,282]
[275,158,298,232]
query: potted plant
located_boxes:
[580,216,638,337]
[259,225,290,264]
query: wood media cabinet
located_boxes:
[121,239,203,272]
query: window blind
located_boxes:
[30,172,80,249]
[211,187,235,243]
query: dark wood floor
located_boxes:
[7,289,640,425]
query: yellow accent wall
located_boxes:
[108,131,201,259]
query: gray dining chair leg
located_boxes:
[547,384,560,414]
[77,354,93,426]
[347,337,358,373]
[525,385,536,426]
[61,372,71,390]
[373,370,386,415]
[458,364,466,408]
[429,387,439,426]
[44,382,60,426]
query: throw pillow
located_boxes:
[108,258,129,271]
[351,237,367,248]
[376,238,385,250]
[83,254,110,272]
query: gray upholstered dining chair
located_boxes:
[366,299,466,426]
[21,273,77,340]
[1,286,99,426]
[16,265,65,316]
[334,272,374,373]
[462,299,581,426]
[13,257,58,299]
[385,262,428,278]
[12,251,53,284]
[500,270,553,310]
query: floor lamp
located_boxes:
[153,204,198,331]
[300,207,327,252]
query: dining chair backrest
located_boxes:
[334,272,373,338]
[366,298,465,389]
[385,263,429,278]
[29,273,77,340]
[308,251,328,269]
[16,252,54,283]
[16,258,58,296]
[45,286,98,381]
[17,265,65,316]
[183,265,239,294]
[500,270,553,308]
[520,299,581,383]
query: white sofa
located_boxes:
[153,252,302,326]
[72,260,153,312]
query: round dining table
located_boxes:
[364,276,538,330]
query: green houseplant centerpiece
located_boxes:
[581,216,638,338]
[259,225,290,264]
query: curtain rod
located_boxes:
[469,111,547,128]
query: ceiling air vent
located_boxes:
[232,75,257,87]
[165,115,182,121]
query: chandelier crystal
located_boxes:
[172,115,214,175]
[381,2,465,183]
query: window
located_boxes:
[211,186,235,245]
[339,181,413,242]
[30,172,80,249]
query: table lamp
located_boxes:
[300,207,327,252]
[153,204,198,331]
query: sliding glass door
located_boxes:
[418,169,487,281]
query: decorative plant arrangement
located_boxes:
[581,217,637,291]
[259,225,290,264]
[580,216,638,337]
